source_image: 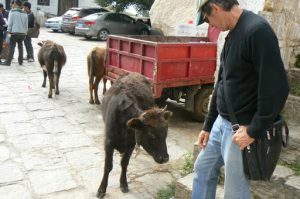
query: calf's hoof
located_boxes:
[96,191,105,199]
[120,185,129,193]
[55,90,60,95]
[89,99,94,104]
[48,95,52,98]
[95,99,100,105]
[42,84,46,88]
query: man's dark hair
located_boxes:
[13,0,23,6]
[202,0,239,16]
[23,1,31,9]
[0,3,3,8]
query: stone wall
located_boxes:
[261,0,300,125]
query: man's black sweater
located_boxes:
[203,10,289,138]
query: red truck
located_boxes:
[104,35,217,121]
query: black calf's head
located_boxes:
[127,106,172,164]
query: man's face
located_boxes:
[203,3,230,31]
[23,6,29,12]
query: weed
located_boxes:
[280,162,300,176]
[180,152,194,176]
[290,83,300,96]
[295,54,300,69]
[155,181,176,199]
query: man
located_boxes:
[192,0,289,199]
[1,0,27,66]
[0,4,7,63]
[23,1,34,62]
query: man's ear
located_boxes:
[127,118,144,130]
[163,111,173,121]
[211,3,221,13]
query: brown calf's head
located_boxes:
[127,106,172,164]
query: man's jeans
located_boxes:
[8,34,26,64]
[192,115,251,199]
[24,36,34,59]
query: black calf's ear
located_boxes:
[163,111,173,120]
[127,118,144,129]
[37,42,43,47]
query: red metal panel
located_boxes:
[157,62,188,80]
[119,55,141,73]
[105,35,217,98]
[189,60,216,77]
[131,42,141,55]
[143,45,156,58]
[109,38,119,50]
[157,45,190,59]
[108,51,118,68]
[191,45,216,58]
[142,60,154,79]
[120,40,130,52]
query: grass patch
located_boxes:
[295,54,300,69]
[155,181,176,199]
[290,83,300,96]
[280,162,300,176]
[180,152,194,176]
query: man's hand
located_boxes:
[197,130,210,149]
[232,125,255,150]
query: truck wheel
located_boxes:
[193,86,213,122]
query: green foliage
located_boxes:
[290,83,300,96]
[94,0,154,12]
[280,162,300,176]
[295,54,300,68]
[155,181,176,199]
[180,152,194,176]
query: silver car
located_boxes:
[45,16,63,32]
[75,12,151,41]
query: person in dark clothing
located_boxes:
[192,0,289,199]
[23,1,34,62]
[0,3,7,63]
[0,0,28,66]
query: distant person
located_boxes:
[23,1,34,62]
[0,3,6,63]
[1,0,27,66]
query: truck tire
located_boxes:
[193,86,214,122]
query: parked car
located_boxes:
[75,12,151,41]
[45,16,63,32]
[61,7,109,34]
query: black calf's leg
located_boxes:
[48,72,54,98]
[120,147,134,193]
[42,70,47,87]
[55,69,61,95]
[97,145,114,199]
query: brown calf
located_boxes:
[87,47,107,104]
[38,40,66,98]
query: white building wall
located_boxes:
[0,0,100,16]
[78,1,99,8]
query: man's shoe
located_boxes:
[28,58,34,62]
[0,62,11,66]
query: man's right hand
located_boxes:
[197,130,210,148]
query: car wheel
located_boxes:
[98,29,109,41]
[52,29,58,32]
[84,35,92,40]
[140,29,150,35]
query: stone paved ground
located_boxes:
[0,28,201,199]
